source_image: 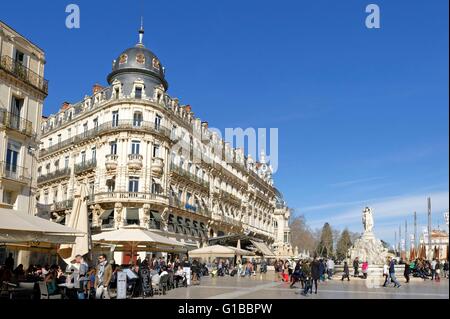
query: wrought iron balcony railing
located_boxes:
[53,199,74,211]
[170,163,210,189]
[37,167,70,184]
[94,191,168,203]
[74,159,97,174]
[39,120,172,157]
[168,196,211,217]
[0,55,49,95]
[0,162,31,183]
[0,109,33,136]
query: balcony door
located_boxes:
[5,140,21,176]
[131,140,140,155]
[10,97,23,130]
[13,50,26,79]
[128,177,139,193]
[112,111,119,127]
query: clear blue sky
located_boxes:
[3,0,448,245]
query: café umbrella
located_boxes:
[0,207,83,246]
[58,183,90,265]
[92,226,186,259]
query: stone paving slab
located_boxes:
[151,274,449,299]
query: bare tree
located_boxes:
[289,214,318,254]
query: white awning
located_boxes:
[189,245,236,258]
[0,208,83,244]
[250,240,275,258]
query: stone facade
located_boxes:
[0,21,47,213]
[36,30,292,262]
[0,20,48,265]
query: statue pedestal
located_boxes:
[349,231,388,265]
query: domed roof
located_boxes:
[107,26,168,90]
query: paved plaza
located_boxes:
[152,274,449,299]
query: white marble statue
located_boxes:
[362,207,374,233]
[348,207,388,265]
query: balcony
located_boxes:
[151,157,164,177]
[0,55,49,95]
[169,196,211,217]
[220,190,242,207]
[94,192,168,205]
[40,120,173,157]
[0,162,31,183]
[74,159,97,175]
[128,154,143,170]
[0,109,33,137]
[170,163,210,189]
[52,199,74,211]
[37,167,70,185]
[105,154,118,171]
[211,213,243,228]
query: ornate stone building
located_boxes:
[0,20,48,264]
[0,21,47,211]
[36,27,292,262]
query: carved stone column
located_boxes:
[91,204,103,228]
[141,203,151,228]
[160,207,169,231]
[114,202,124,229]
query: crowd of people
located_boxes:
[2,251,448,299]
[0,253,201,299]
[270,255,449,296]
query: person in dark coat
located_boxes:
[341,261,350,281]
[353,257,359,277]
[310,257,321,294]
[404,261,411,283]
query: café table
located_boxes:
[58,283,74,299]
[6,283,33,300]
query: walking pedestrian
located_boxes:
[382,260,390,287]
[431,259,437,280]
[295,260,312,296]
[443,260,449,279]
[362,261,369,279]
[326,259,335,279]
[341,261,350,281]
[388,257,401,288]
[404,261,411,283]
[310,257,321,294]
[353,257,360,277]
[94,254,112,299]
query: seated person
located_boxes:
[174,266,186,287]
[44,271,59,296]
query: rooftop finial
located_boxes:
[138,16,145,46]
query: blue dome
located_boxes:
[107,44,168,90]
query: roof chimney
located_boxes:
[60,102,71,111]
[92,83,104,94]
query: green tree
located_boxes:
[336,229,353,261]
[317,223,334,258]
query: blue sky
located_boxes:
[2,0,448,245]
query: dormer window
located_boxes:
[119,54,128,64]
[114,88,120,99]
[136,53,145,64]
[152,58,160,71]
[135,87,142,99]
